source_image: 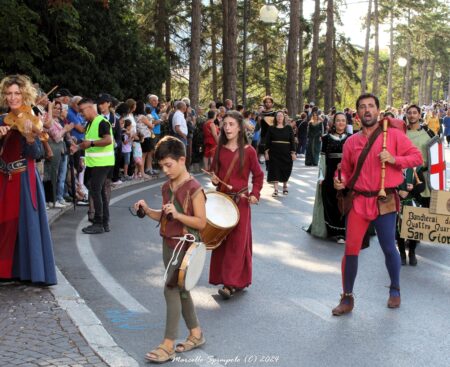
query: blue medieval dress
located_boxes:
[0,116,57,285]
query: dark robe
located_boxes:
[321,133,349,237]
[265,125,296,183]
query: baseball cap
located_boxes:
[97,93,112,104]
[55,88,73,98]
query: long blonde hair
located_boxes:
[0,75,37,109]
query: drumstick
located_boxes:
[201,169,233,190]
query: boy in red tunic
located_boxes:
[134,136,207,363]
[208,110,264,299]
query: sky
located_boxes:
[302,0,390,49]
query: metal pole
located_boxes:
[242,0,248,109]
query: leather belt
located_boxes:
[224,187,248,204]
[353,187,397,198]
[0,158,27,178]
[328,153,343,158]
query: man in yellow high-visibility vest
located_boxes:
[71,97,114,234]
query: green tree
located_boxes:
[0,0,49,82]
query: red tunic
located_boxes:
[160,176,204,249]
[209,145,264,288]
[338,127,422,220]
[203,120,219,158]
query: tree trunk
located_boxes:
[164,16,171,101]
[386,8,394,107]
[403,9,412,103]
[418,62,423,105]
[372,0,379,96]
[242,0,249,108]
[155,0,166,50]
[324,0,334,112]
[210,0,218,102]
[418,60,428,105]
[188,0,201,110]
[228,0,237,105]
[222,0,229,101]
[297,0,304,113]
[285,0,300,117]
[331,28,336,107]
[263,37,271,96]
[222,0,237,104]
[427,59,435,105]
[155,0,167,97]
[448,74,450,103]
[361,0,372,94]
[308,0,320,104]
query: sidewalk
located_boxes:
[0,177,157,367]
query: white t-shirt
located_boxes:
[172,110,188,136]
[127,113,137,134]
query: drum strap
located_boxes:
[219,150,239,192]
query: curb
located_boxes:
[48,177,163,367]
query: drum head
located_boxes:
[205,192,239,229]
[184,242,207,291]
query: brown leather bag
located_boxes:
[377,191,398,215]
[337,190,355,217]
[337,127,382,216]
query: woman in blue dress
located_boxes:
[0,75,57,285]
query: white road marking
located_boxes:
[76,181,163,313]
[289,297,337,323]
[417,255,450,275]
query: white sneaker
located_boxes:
[112,180,123,186]
[54,201,66,209]
[337,237,346,245]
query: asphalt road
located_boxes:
[52,155,450,367]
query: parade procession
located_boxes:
[1,1,450,367]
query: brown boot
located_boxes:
[387,286,401,308]
[332,293,354,316]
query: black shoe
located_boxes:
[400,252,407,266]
[82,224,104,234]
[103,224,110,232]
[409,252,417,266]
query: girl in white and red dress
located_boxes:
[208,110,264,299]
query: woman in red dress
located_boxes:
[0,75,57,285]
[202,110,219,171]
[208,110,264,299]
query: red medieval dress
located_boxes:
[0,117,57,285]
[203,119,219,158]
[209,145,264,289]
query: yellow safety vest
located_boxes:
[84,115,115,167]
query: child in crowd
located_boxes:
[121,119,134,180]
[134,136,207,363]
[132,132,149,179]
